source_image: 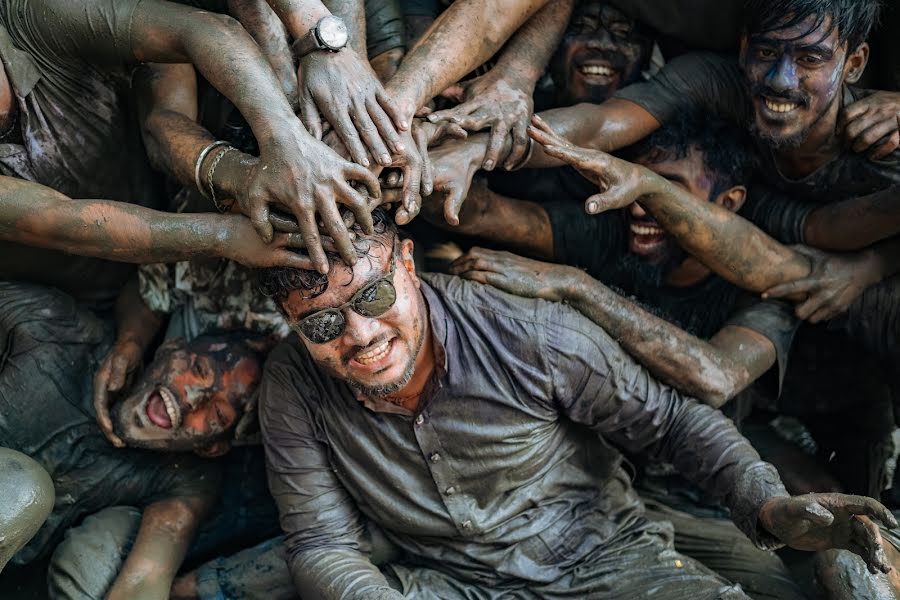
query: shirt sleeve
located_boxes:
[546,202,621,271]
[259,341,403,600]
[725,296,801,396]
[743,183,815,244]
[544,303,789,549]
[2,0,141,66]
[614,52,751,127]
[366,0,406,58]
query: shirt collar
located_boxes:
[0,22,40,97]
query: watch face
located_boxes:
[318,16,349,50]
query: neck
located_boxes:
[773,97,843,178]
[666,257,712,288]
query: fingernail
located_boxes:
[587,201,598,213]
[360,157,370,167]
[400,121,409,130]
[381,154,391,165]
[395,143,405,152]
[484,160,494,170]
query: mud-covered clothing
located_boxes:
[606,0,741,55]
[615,52,900,244]
[260,273,788,599]
[0,282,218,565]
[366,0,406,57]
[0,0,162,302]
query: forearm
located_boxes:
[386,0,550,118]
[227,0,297,100]
[566,271,754,406]
[804,185,900,250]
[640,181,812,291]
[290,548,402,600]
[132,3,302,146]
[106,495,212,600]
[0,177,237,263]
[489,0,574,92]
[114,279,163,353]
[325,0,366,51]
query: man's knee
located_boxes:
[0,448,54,571]
[47,506,141,600]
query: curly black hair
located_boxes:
[256,208,398,305]
[617,112,755,200]
[743,0,881,51]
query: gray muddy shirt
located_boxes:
[260,273,788,598]
[0,0,162,302]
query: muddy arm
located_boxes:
[803,186,900,251]
[105,495,213,600]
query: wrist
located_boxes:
[562,268,593,302]
[208,150,255,205]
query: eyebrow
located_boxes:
[748,36,835,57]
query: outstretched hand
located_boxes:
[527,115,664,214]
[759,493,898,574]
[448,247,581,302]
[762,246,885,323]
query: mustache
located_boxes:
[751,83,810,106]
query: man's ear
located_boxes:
[713,185,747,213]
[844,42,870,84]
[399,238,420,288]
[194,439,231,458]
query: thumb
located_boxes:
[803,502,835,526]
[249,201,273,244]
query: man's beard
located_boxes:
[608,241,685,298]
[748,83,835,150]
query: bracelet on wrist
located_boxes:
[194,141,230,199]
[207,146,237,213]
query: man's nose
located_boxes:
[586,28,616,51]
[341,309,381,348]
[629,202,647,219]
[767,55,799,93]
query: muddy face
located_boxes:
[112,337,262,453]
[550,1,651,105]
[740,15,848,149]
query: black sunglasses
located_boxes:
[296,257,398,344]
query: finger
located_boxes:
[376,88,408,132]
[299,93,323,140]
[584,191,626,215]
[415,127,434,196]
[426,106,466,124]
[108,355,130,392]
[503,121,530,170]
[530,114,568,145]
[869,131,900,161]
[343,161,382,202]
[851,119,898,154]
[273,247,318,270]
[808,304,840,324]
[295,206,329,274]
[539,141,590,167]
[317,193,356,266]
[352,99,392,166]
[842,496,899,529]
[382,187,403,205]
[93,365,124,448]
[483,124,508,171]
[444,185,466,226]
[268,210,301,233]
[444,123,469,140]
[762,279,817,299]
[802,500,836,526]
[844,100,871,122]
[401,161,422,219]
[795,292,831,321]
[335,179,374,235]
[851,516,889,574]
[248,197,274,244]
[322,102,370,167]
[449,113,492,132]
[365,97,402,158]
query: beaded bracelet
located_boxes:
[194,141,230,199]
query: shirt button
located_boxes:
[429,452,441,463]
[461,520,472,530]
[415,414,425,426]
[445,486,456,495]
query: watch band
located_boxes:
[291,28,323,60]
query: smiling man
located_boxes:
[253,207,896,600]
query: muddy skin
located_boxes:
[815,548,900,599]
[111,335,264,454]
[549,1,652,106]
[739,15,867,178]
[0,448,54,572]
[425,0,574,171]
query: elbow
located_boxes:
[693,369,748,409]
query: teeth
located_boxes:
[356,340,391,365]
[764,99,799,113]
[580,64,615,76]
[631,224,663,236]
[159,388,181,428]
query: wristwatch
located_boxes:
[292,15,349,59]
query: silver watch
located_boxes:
[292,15,349,59]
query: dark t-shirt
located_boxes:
[616,52,900,243]
[0,0,163,302]
[607,0,742,55]
[0,282,217,564]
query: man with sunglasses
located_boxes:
[253,208,897,600]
